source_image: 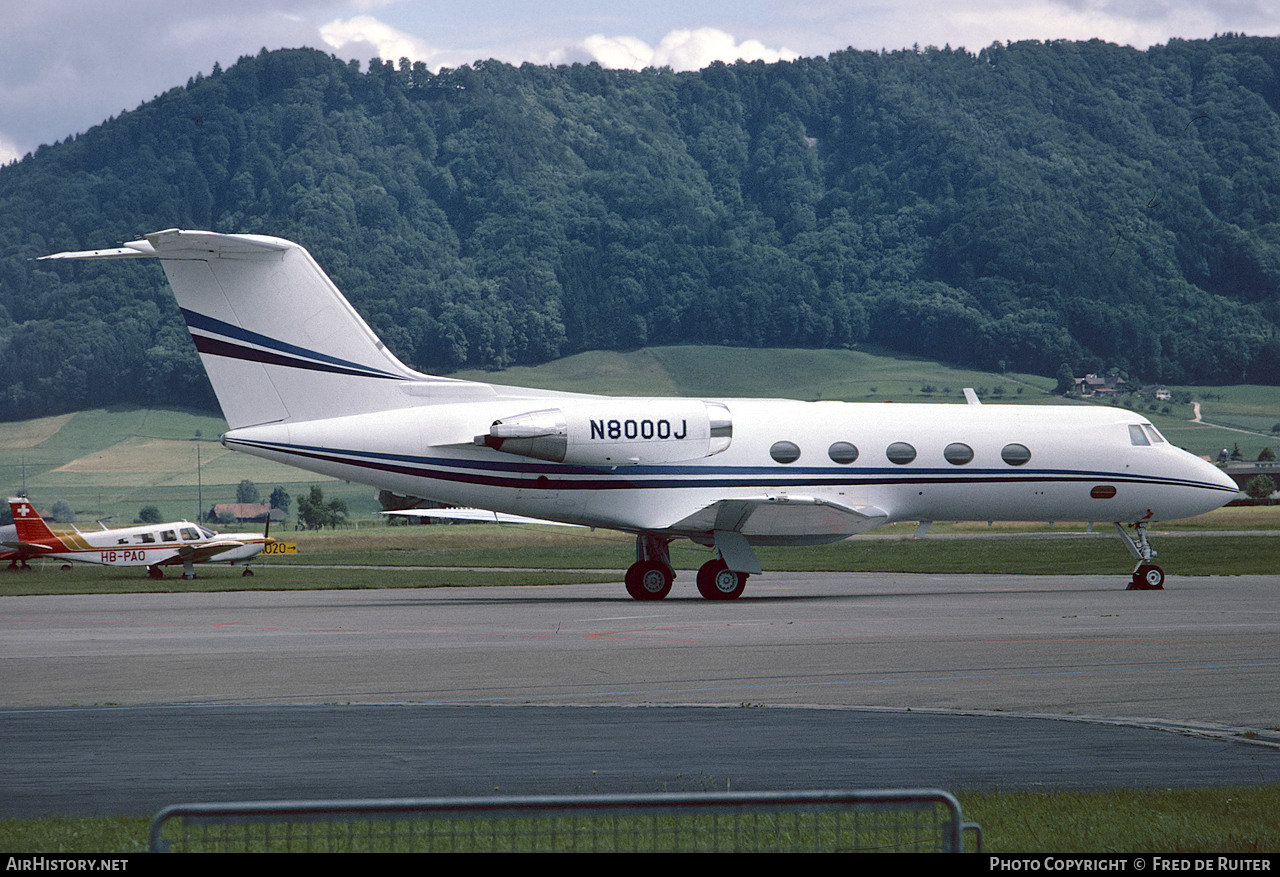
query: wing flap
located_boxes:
[382,509,579,527]
[668,496,889,543]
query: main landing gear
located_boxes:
[624,534,750,601]
[1115,521,1165,590]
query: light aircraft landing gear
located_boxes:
[241,567,255,577]
[147,565,164,580]
[696,559,747,600]
[1115,522,1165,590]
[625,534,674,600]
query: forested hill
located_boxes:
[2,37,1280,421]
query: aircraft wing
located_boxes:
[169,541,247,564]
[667,496,889,542]
[382,508,580,527]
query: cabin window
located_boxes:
[181,528,200,541]
[770,441,801,464]
[943,442,974,465]
[1091,485,1117,499]
[828,441,859,464]
[161,530,176,542]
[139,533,155,544]
[886,442,917,464]
[1001,443,1031,466]
[1128,424,1151,446]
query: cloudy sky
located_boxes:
[2,0,1278,165]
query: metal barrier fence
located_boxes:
[150,789,982,853]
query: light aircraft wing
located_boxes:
[382,508,580,527]
[169,541,247,564]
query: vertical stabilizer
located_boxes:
[42,230,490,428]
[8,498,57,543]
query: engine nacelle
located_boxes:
[478,400,732,466]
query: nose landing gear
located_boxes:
[1115,521,1165,590]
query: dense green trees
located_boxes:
[2,37,1279,421]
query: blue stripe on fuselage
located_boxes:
[222,436,1238,495]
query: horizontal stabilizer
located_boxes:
[2,541,55,554]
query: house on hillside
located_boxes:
[1074,374,1130,396]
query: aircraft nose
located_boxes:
[1209,461,1239,493]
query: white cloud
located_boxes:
[581,27,799,71]
[0,133,23,167]
[580,34,656,70]
[320,14,442,66]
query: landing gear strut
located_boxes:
[624,535,674,600]
[1115,522,1165,590]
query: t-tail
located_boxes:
[8,498,58,544]
[42,230,496,429]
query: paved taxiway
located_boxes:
[2,572,1278,815]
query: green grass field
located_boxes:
[2,786,1277,854]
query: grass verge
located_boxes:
[3,786,1277,853]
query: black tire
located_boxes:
[696,559,747,600]
[625,560,672,600]
[1132,564,1165,590]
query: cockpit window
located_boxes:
[1128,424,1151,446]
[1143,424,1166,443]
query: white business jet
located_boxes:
[43,231,1239,598]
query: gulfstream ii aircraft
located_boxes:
[43,230,1239,599]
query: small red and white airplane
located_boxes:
[4,497,274,579]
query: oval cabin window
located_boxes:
[886,442,917,465]
[1001,443,1031,466]
[944,442,974,465]
[1091,485,1117,499]
[828,442,859,464]
[770,441,801,464]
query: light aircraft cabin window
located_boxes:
[886,442,917,464]
[140,533,155,544]
[944,442,974,465]
[770,441,801,464]
[1128,424,1151,446]
[828,441,859,464]
[161,530,176,542]
[1001,443,1032,466]
[199,526,216,539]
[180,528,200,541]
